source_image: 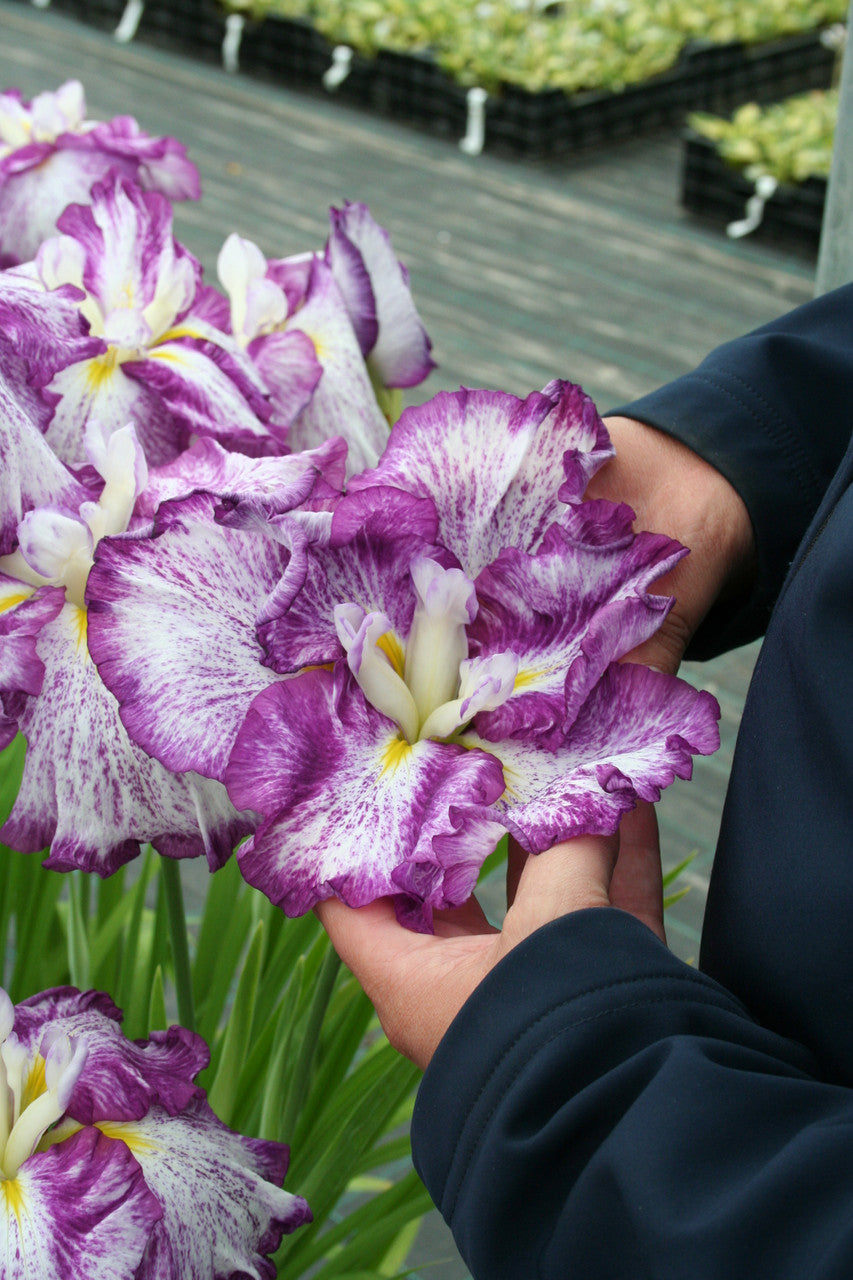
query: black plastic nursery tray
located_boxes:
[681,130,826,250]
[8,3,839,161]
[227,20,836,158]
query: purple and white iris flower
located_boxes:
[0,80,199,266]
[0,373,341,874]
[24,177,272,470]
[0,985,310,1279]
[216,233,389,473]
[86,381,720,930]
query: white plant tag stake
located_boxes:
[460,87,487,156]
[114,0,144,43]
[727,174,779,239]
[323,46,353,90]
[222,13,245,74]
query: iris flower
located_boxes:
[0,79,199,266]
[87,382,719,929]
[0,985,310,1278]
[0,361,341,874]
[23,176,272,470]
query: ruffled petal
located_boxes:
[43,355,185,470]
[87,493,291,779]
[258,488,439,673]
[470,507,687,743]
[136,435,346,521]
[83,115,200,202]
[227,666,505,924]
[475,663,721,852]
[12,988,208,1124]
[102,1098,310,1280]
[352,382,613,577]
[0,1127,161,1280]
[0,600,250,874]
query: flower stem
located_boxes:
[161,857,195,1032]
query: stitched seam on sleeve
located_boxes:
[685,368,823,505]
[445,980,747,1223]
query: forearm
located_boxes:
[413,910,853,1279]
[608,284,853,656]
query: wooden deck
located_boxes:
[0,5,821,1273]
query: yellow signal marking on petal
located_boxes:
[0,588,34,615]
[155,325,204,343]
[376,630,405,678]
[69,605,88,652]
[379,734,413,778]
[19,1055,46,1112]
[1,1177,26,1224]
[513,667,544,691]
[85,346,121,390]
[96,1120,158,1155]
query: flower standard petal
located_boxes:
[283,257,390,473]
[227,666,505,925]
[352,382,613,577]
[99,1098,311,1280]
[326,200,435,388]
[0,1127,161,1280]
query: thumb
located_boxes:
[501,834,618,951]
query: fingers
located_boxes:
[502,833,618,949]
[608,802,666,942]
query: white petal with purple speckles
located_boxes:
[0,370,92,551]
[352,382,613,577]
[87,494,291,779]
[101,1098,310,1280]
[227,667,505,921]
[52,181,198,346]
[284,258,389,473]
[0,600,249,874]
[43,354,181,469]
[0,1127,160,1280]
[0,584,65,746]
[137,339,274,451]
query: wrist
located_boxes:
[595,415,755,651]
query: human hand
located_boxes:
[315,803,664,1070]
[595,416,755,674]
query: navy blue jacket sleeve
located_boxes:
[412,910,853,1279]
[411,288,853,1279]
[608,284,853,657]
